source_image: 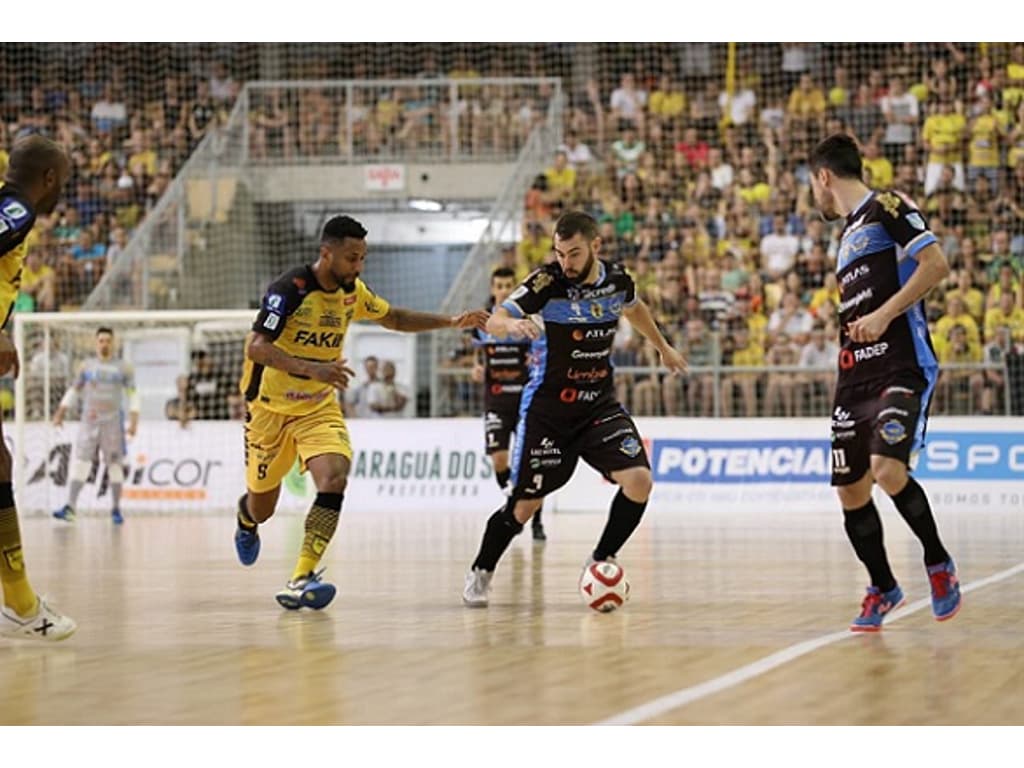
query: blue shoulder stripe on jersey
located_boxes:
[905,231,937,259]
[837,222,892,271]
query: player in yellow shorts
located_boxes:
[0,135,77,641]
[236,214,488,609]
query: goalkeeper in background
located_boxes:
[52,327,139,526]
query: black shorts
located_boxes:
[830,371,936,486]
[483,404,518,453]
[508,403,650,500]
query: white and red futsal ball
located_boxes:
[579,561,630,612]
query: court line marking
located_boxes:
[594,560,1024,725]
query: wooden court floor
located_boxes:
[1,505,1021,725]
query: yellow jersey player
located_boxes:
[0,135,77,641]
[235,214,488,609]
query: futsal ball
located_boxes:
[579,561,630,612]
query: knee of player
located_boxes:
[317,470,349,494]
[619,468,653,501]
[870,456,907,496]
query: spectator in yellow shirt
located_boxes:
[935,323,984,415]
[516,222,553,274]
[1006,43,1024,110]
[543,150,576,209]
[922,99,966,195]
[984,291,1024,342]
[967,91,1005,192]
[648,74,686,129]
[720,326,764,417]
[19,248,56,312]
[861,140,894,189]
[786,74,826,123]
[944,269,985,325]
[935,295,982,354]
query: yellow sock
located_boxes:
[291,501,340,581]
[0,502,39,617]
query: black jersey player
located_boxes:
[472,267,546,541]
[809,134,961,631]
[462,211,687,607]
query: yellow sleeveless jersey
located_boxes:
[241,265,390,416]
[0,183,36,327]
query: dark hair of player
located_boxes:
[491,267,516,281]
[808,133,863,180]
[554,211,599,241]
[3,134,67,186]
[320,215,368,244]
[96,326,114,337]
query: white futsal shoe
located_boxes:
[0,596,77,642]
[462,567,493,607]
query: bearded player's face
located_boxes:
[325,238,368,290]
[810,169,841,222]
[553,232,599,285]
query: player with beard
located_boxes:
[236,215,488,610]
[462,211,687,607]
[809,134,961,631]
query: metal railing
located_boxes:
[84,77,564,311]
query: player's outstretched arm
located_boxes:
[377,306,488,333]
[847,243,950,344]
[246,332,356,390]
[623,299,688,375]
[486,306,541,340]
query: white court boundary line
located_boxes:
[594,561,1024,726]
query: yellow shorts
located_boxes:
[244,399,352,494]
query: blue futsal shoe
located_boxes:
[235,523,261,566]
[850,584,905,632]
[52,505,75,523]
[275,569,336,610]
[927,559,962,622]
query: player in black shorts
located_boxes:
[472,267,546,541]
[462,211,687,607]
[809,134,961,631]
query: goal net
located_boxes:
[10,310,416,516]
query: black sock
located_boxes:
[495,468,511,491]
[593,488,646,561]
[890,477,950,566]
[237,494,257,530]
[532,504,543,529]
[843,500,897,592]
[471,502,523,572]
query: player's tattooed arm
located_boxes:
[378,306,489,333]
[246,332,356,390]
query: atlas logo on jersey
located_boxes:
[572,327,616,341]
